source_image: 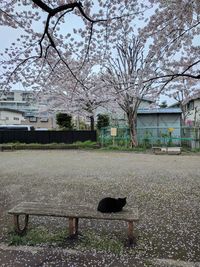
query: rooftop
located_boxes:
[0,107,24,114]
[137,108,182,114]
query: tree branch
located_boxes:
[144,60,200,84]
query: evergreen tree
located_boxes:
[97,114,110,129]
[56,113,73,129]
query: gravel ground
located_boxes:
[0,150,200,266]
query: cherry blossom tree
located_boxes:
[0,0,148,90]
[165,78,199,125]
[71,80,110,130]
[35,61,110,130]
[101,33,157,147]
[0,0,199,91]
[142,0,200,84]
[0,0,199,127]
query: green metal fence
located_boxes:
[99,127,130,147]
[99,126,200,148]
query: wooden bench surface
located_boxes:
[152,146,181,154]
[167,147,181,152]
[8,202,139,222]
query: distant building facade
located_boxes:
[95,98,155,126]
[137,108,182,141]
[169,93,200,126]
[0,90,38,116]
[184,95,200,126]
[0,90,56,129]
[0,108,25,125]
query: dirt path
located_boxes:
[0,150,200,266]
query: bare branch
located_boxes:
[5,55,40,87]
[144,60,200,85]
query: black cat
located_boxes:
[97,197,127,213]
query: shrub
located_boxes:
[96,114,110,130]
[56,113,73,130]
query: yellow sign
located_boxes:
[168,127,174,133]
[111,128,117,136]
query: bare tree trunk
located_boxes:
[194,107,198,127]
[180,104,187,126]
[90,115,95,131]
[127,112,138,147]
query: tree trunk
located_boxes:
[90,115,95,131]
[127,112,138,147]
[181,104,188,126]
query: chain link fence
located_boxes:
[99,126,200,149]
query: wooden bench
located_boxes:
[0,144,15,152]
[152,146,167,154]
[152,146,181,155]
[8,202,139,246]
[167,147,181,155]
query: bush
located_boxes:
[96,114,110,129]
[8,141,100,150]
[56,113,73,130]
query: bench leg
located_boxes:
[127,221,136,246]
[69,217,74,236]
[74,218,79,235]
[13,214,29,235]
[69,217,79,238]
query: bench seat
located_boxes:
[167,147,181,154]
[8,202,139,246]
[152,146,181,155]
[152,147,167,154]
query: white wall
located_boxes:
[0,110,25,125]
[186,99,200,124]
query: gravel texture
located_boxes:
[0,150,200,266]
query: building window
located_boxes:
[13,117,19,120]
[29,117,37,122]
[187,101,194,110]
[40,118,48,122]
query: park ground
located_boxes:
[0,150,200,267]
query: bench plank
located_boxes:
[167,147,181,155]
[152,147,166,154]
[8,202,139,221]
[152,146,181,155]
